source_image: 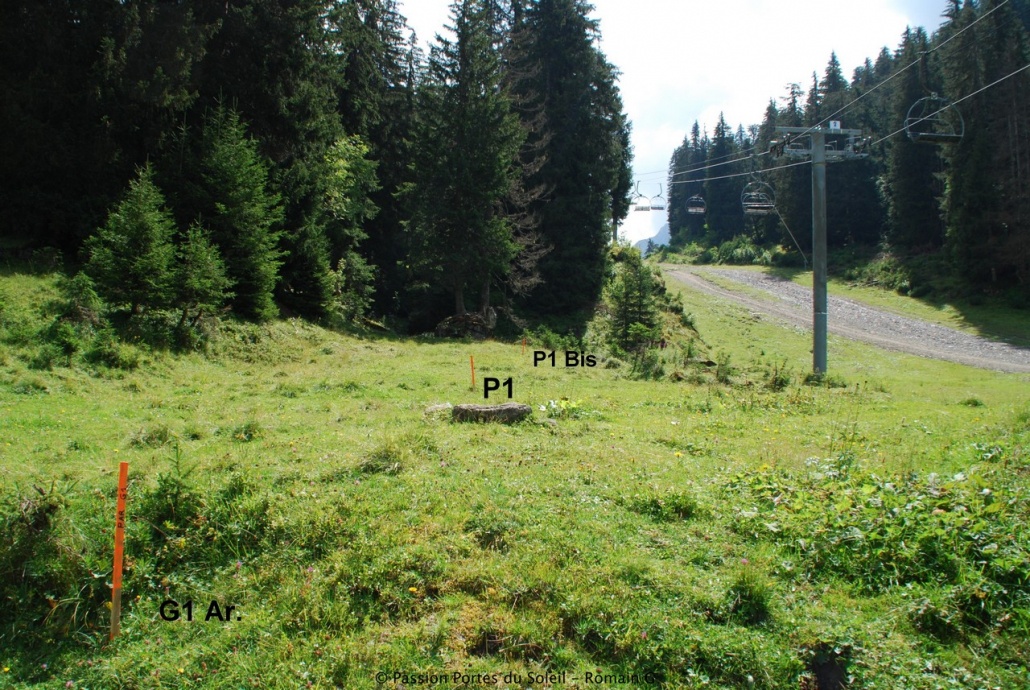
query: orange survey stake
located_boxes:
[470,355,476,389]
[110,461,129,640]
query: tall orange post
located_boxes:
[470,355,476,390]
[110,461,129,640]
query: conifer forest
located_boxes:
[0,0,633,331]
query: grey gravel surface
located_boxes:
[664,266,1030,373]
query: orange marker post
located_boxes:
[470,355,476,390]
[110,461,129,641]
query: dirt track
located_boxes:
[663,266,1030,374]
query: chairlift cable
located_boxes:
[774,207,808,269]
[667,158,810,185]
[869,60,1030,147]
[788,0,1010,142]
[640,0,1012,183]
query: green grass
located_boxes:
[1,269,1029,688]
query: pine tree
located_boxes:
[329,0,419,314]
[174,224,233,328]
[941,0,1030,286]
[404,0,525,316]
[516,0,633,314]
[181,105,284,321]
[704,114,743,244]
[885,29,945,250]
[767,84,811,254]
[85,166,176,315]
[604,247,661,353]
[817,52,882,247]
[667,121,709,248]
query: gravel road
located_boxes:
[663,265,1030,374]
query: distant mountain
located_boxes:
[634,224,670,255]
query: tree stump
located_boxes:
[452,402,532,424]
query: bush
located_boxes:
[83,328,141,370]
[0,484,108,639]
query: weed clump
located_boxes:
[229,419,263,442]
[726,458,1030,627]
[725,566,772,625]
[464,508,519,551]
[129,423,175,448]
[626,488,700,521]
[359,445,403,475]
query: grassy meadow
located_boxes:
[1,265,1028,688]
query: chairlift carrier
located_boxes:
[741,180,776,216]
[905,94,964,144]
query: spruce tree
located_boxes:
[704,114,743,244]
[85,166,176,315]
[604,247,661,353]
[668,121,708,248]
[404,0,525,317]
[885,29,945,250]
[174,224,233,328]
[186,105,283,321]
[516,0,633,315]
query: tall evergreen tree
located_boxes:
[330,0,420,314]
[704,114,743,244]
[171,105,284,321]
[0,1,215,250]
[816,52,882,247]
[404,0,525,316]
[885,29,945,250]
[667,122,709,247]
[517,0,633,314]
[84,166,176,314]
[940,0,1030,286]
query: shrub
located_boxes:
[604,248,663,353]
[83,328,141,370]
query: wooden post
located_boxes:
[110,461,129,640]
[470,355,476,390]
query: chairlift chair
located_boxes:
[686,195,706,215]
[741,181,776,216]
[650,184,666,212]
[905,94,964,144]
[632,182,651,212]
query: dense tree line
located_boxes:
[0,0,632,330]
[667,0,1030,297]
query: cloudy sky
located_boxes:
[401,0,950,244]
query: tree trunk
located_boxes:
[479,278,490,315]
[454,285,466,315]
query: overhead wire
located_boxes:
[635,0,1012,184]
[790,0,1010,142]
[869,60,1030,147]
